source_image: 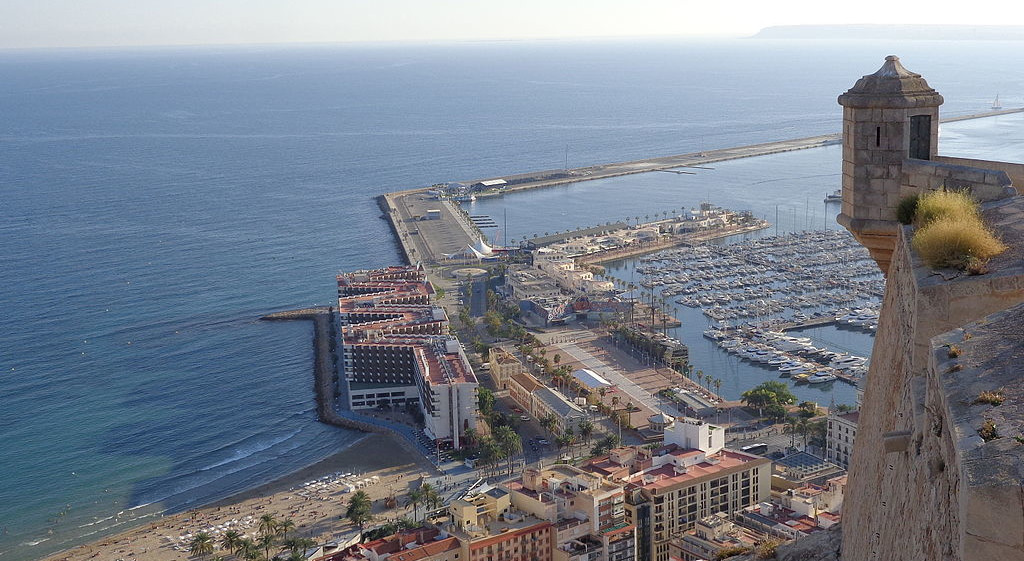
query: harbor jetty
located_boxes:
[379,108,1022,270]
[260,307,441,470]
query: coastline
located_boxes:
[37,433,429,561]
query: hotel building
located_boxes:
[337,265,478,447]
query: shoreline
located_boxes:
[36,433,430,561]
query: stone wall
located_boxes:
[935,155,1024,192]
[901,159,1015,202]
[841,197,1024,561]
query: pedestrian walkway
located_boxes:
[556,341,668,415]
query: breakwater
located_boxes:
[261,308,439,471]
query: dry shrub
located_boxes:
[979,419,999,441]
[974,390,1005,406]
[911,216,1006,269]
[914,189,979,227]
[756,539,781,559]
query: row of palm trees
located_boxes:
[189,514,314,561]
[538,414,595,457]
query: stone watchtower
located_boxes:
[837,55,943,273]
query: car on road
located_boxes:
[520,415,531,422]
[536,438,549,445]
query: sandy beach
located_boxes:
[38,434,432,561]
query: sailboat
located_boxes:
[992,94,1003,110]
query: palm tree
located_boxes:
[258,513,278,538]
[189,532,215,560]
[405,486,425,521]
[540,414,558,436]
[695,369,704,389]
[257,532,276,561]
[219,530,242,557]
[712,377,723,397]
[276,518,296,540]
[577,418,594,445]
[420,482,443,513]
[282,537,316,556]
[237,539,260,561]
[494,425,522,474]
[564,426,576,455]
[346,490,373,537]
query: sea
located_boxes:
[2,37,1023,561]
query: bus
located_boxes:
[740,443,769,456]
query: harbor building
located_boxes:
[620,418,771,561]
[824,410,859,468]
[337,265,478,448]
[487,346,524,391]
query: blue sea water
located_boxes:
[1,38,1023,560]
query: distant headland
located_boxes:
[753,24,1024,40]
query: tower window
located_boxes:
[876,126,881,147]
[909,115,931,160]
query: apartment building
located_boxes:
[338,265,478,447]
[621,418,771,561]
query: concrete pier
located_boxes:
[380,108,1022,270]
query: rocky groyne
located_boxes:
[261,307,436,470]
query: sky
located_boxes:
[1,0,1023,49]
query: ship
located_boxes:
[824,189,842,203]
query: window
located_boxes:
[909,115,931,160]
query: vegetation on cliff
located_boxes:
[910,190,1006,270]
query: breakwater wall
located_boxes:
[261,308,436,471]
[377,194,413,265]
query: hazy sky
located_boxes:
[1,0,1021,49]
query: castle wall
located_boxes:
[901,159,1014,202]
[841,198,1024,561]
[935,155,1024,191]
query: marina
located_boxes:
[611,229,882,395]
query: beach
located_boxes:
[38,434,430,561]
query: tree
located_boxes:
[494,425,522,474]
[798,401,818,418]
[219,530,243,557]
[577,418,594,445]
[257,532,276,561]
[420,482,442,513]
[591,434,621,456]
[540,414,558,436]
[346,490,373,536]
[282,537,316,556]
[258,513,278,538]
[405,485,425,521]
[477,387,496,417]
[741,381,796,417]
[764,403,788,422]
[189,532,215,560]
[276,518,296,540]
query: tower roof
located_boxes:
[838,55,943,109]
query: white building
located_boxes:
[825,410,859,468]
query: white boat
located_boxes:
[824,189,842,203]
[993,94,1002,110]
[807,372,838,384]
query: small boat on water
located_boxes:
[993,94,1003,110]
[807,371,838,384]
[824,189,842,203]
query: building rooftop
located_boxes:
[534,387,585,418]
[625,449,766,492]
